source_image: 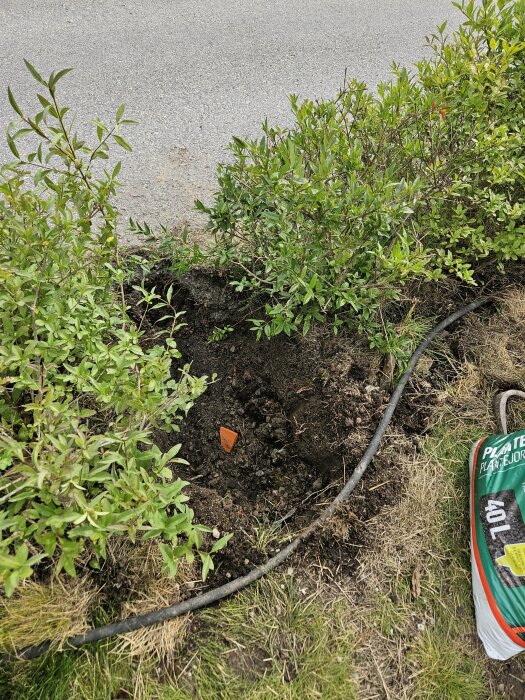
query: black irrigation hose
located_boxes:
[6,297,489,662]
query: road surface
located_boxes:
[0,0,461,234]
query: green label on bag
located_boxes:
[473,430,525,633]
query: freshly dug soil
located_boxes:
[126,266,440,584]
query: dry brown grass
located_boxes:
[345,446,448,699]
[107,554,197,700]
[0,538,197,666]
[114,559,195,661]
[464,288,525,391]
[0,575,97,653]
[105,538,174,595]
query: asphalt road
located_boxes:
[0,1,460,234]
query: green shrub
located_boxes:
[201,0,525,355]
[0,64,227,596]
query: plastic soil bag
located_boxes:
[470,428,525,659]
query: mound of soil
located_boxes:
[126,266,438,583]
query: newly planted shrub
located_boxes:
[0,65,227,596]
[201,0,525,358]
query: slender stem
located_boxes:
[0,482,27,507]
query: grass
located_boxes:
[0,576,357,700]
[409,424,489,700]
[0,642,141,700]
[409,628,487,700]
[168,575,356,700]
[348,415,493,699]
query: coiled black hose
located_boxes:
[6,297,488,662]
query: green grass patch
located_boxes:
[1,576,356,700]
[168,576,356,700]
[0,643,142,700]
[409,627,487,700]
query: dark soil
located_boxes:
[125,266,440,584]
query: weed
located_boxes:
[128,220,206,276]
[207,325,234,344]
[246,519,291,554]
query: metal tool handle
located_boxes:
[494,390,525,434]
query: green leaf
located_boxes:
[49,68,73,91]
[159,543,179,576]
[60,553,77,577]
[200,553,214,581]
[14,543,28,564]
[7,135,20,159]
[194,199,209,213]
[37,93,52,109]
[210,533,233,554]
[11,127,33,141]
[3,571,18,597]
[116,103,125,122]
[23,59,47,86]
[113,134,132,152]
[232,136,247,149]
[92,118,108,134]
[7,87,23,118]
